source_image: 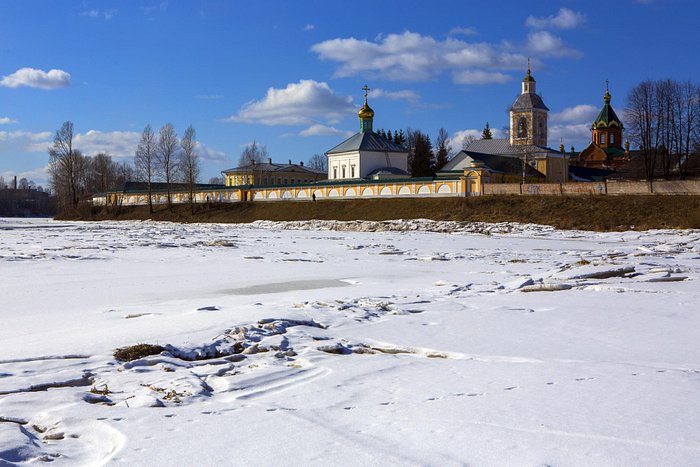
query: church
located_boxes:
[570,82,631,171]
[325,86,410,181]
[438,64,569,183]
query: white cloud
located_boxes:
[551,104,598,124]
[303,24,315,31]
[0,68,71,89]
[526,31,582,58]
[194,142,226,162]
[1,166,50,186]
[312,31,534,84]
[80,9,117,20]
[368,88,420,101]
[448,128,504,154]
[0,117,17,125]
[299,124,353,138]
[72,130,141,159]
[452,70,512,85]
[228,80,354,126]
[0,130,52,142]
[68,129,224,162]
[549,123,592,150]
[526,8,586,30]
[448,27,478,36]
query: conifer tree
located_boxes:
[387,130,393,142]
[394,129,406,147]
[482,122,493,139]
[408,130,434,177]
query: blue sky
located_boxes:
[0,0,696,186]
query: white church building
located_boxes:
[325,86,409,181]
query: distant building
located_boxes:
[221,159,326,187]
[571,82,631,171]
[438,65,568,183]
[325,86,409,181]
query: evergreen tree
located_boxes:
[481,122,493,139]
[408,130,434,177]
[394,129,406,147]
[386,130,393,142]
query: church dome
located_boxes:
[358,101,374,119]
[593,83,623,129]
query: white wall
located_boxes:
[327,152,361,180]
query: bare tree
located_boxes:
[156,123,179,208]
[307,153,328,172]
[626,81,662,181]
[672,81,699,179]
[179,125,200,212]
[89,153,117,193]
[434,128,450,171]
[208,176,224,185]
[461,134,476,150]
[48,121,80,209]
[238,140,268,166]
[134,124,157,212]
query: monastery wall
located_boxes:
[249,179,465,201]
[96,177,700,207]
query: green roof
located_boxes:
[593,100,623,129]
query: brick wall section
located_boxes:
[483,184,521,195]
[522,183,563,195]
[652,180,700,194]
[606,181,652,195]
[561,182,606,195]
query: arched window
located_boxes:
[610,133,615,145]
[601,133,606,144]
[517,117,528,138]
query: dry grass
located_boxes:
[62,195,700,231]
[114,343,166,362]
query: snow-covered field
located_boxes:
[1,217,699,466]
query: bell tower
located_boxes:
[509,60,549,146]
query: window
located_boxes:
[333,167,337,179]
[601,133,606,144]
[610,133,615,145]
[517,117,528,138]
[351,165,355,177]
[342,166,346,178]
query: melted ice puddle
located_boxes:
[226,279,352,295]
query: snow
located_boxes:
[1,217,699,466]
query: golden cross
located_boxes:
[362,84,370,100]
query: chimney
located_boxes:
[268,157,272,164]
[288,159,292,165]
[300,161,304,166]
[13,176,17,190]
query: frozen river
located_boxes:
[1,217,699,466]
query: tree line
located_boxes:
[626,79,700,180]
[48,122,134,211]
[0,176,46,192]
[48,121,201,213]
[375,127,455,177]
[133,123,201,213]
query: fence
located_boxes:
[483,180,700,196]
